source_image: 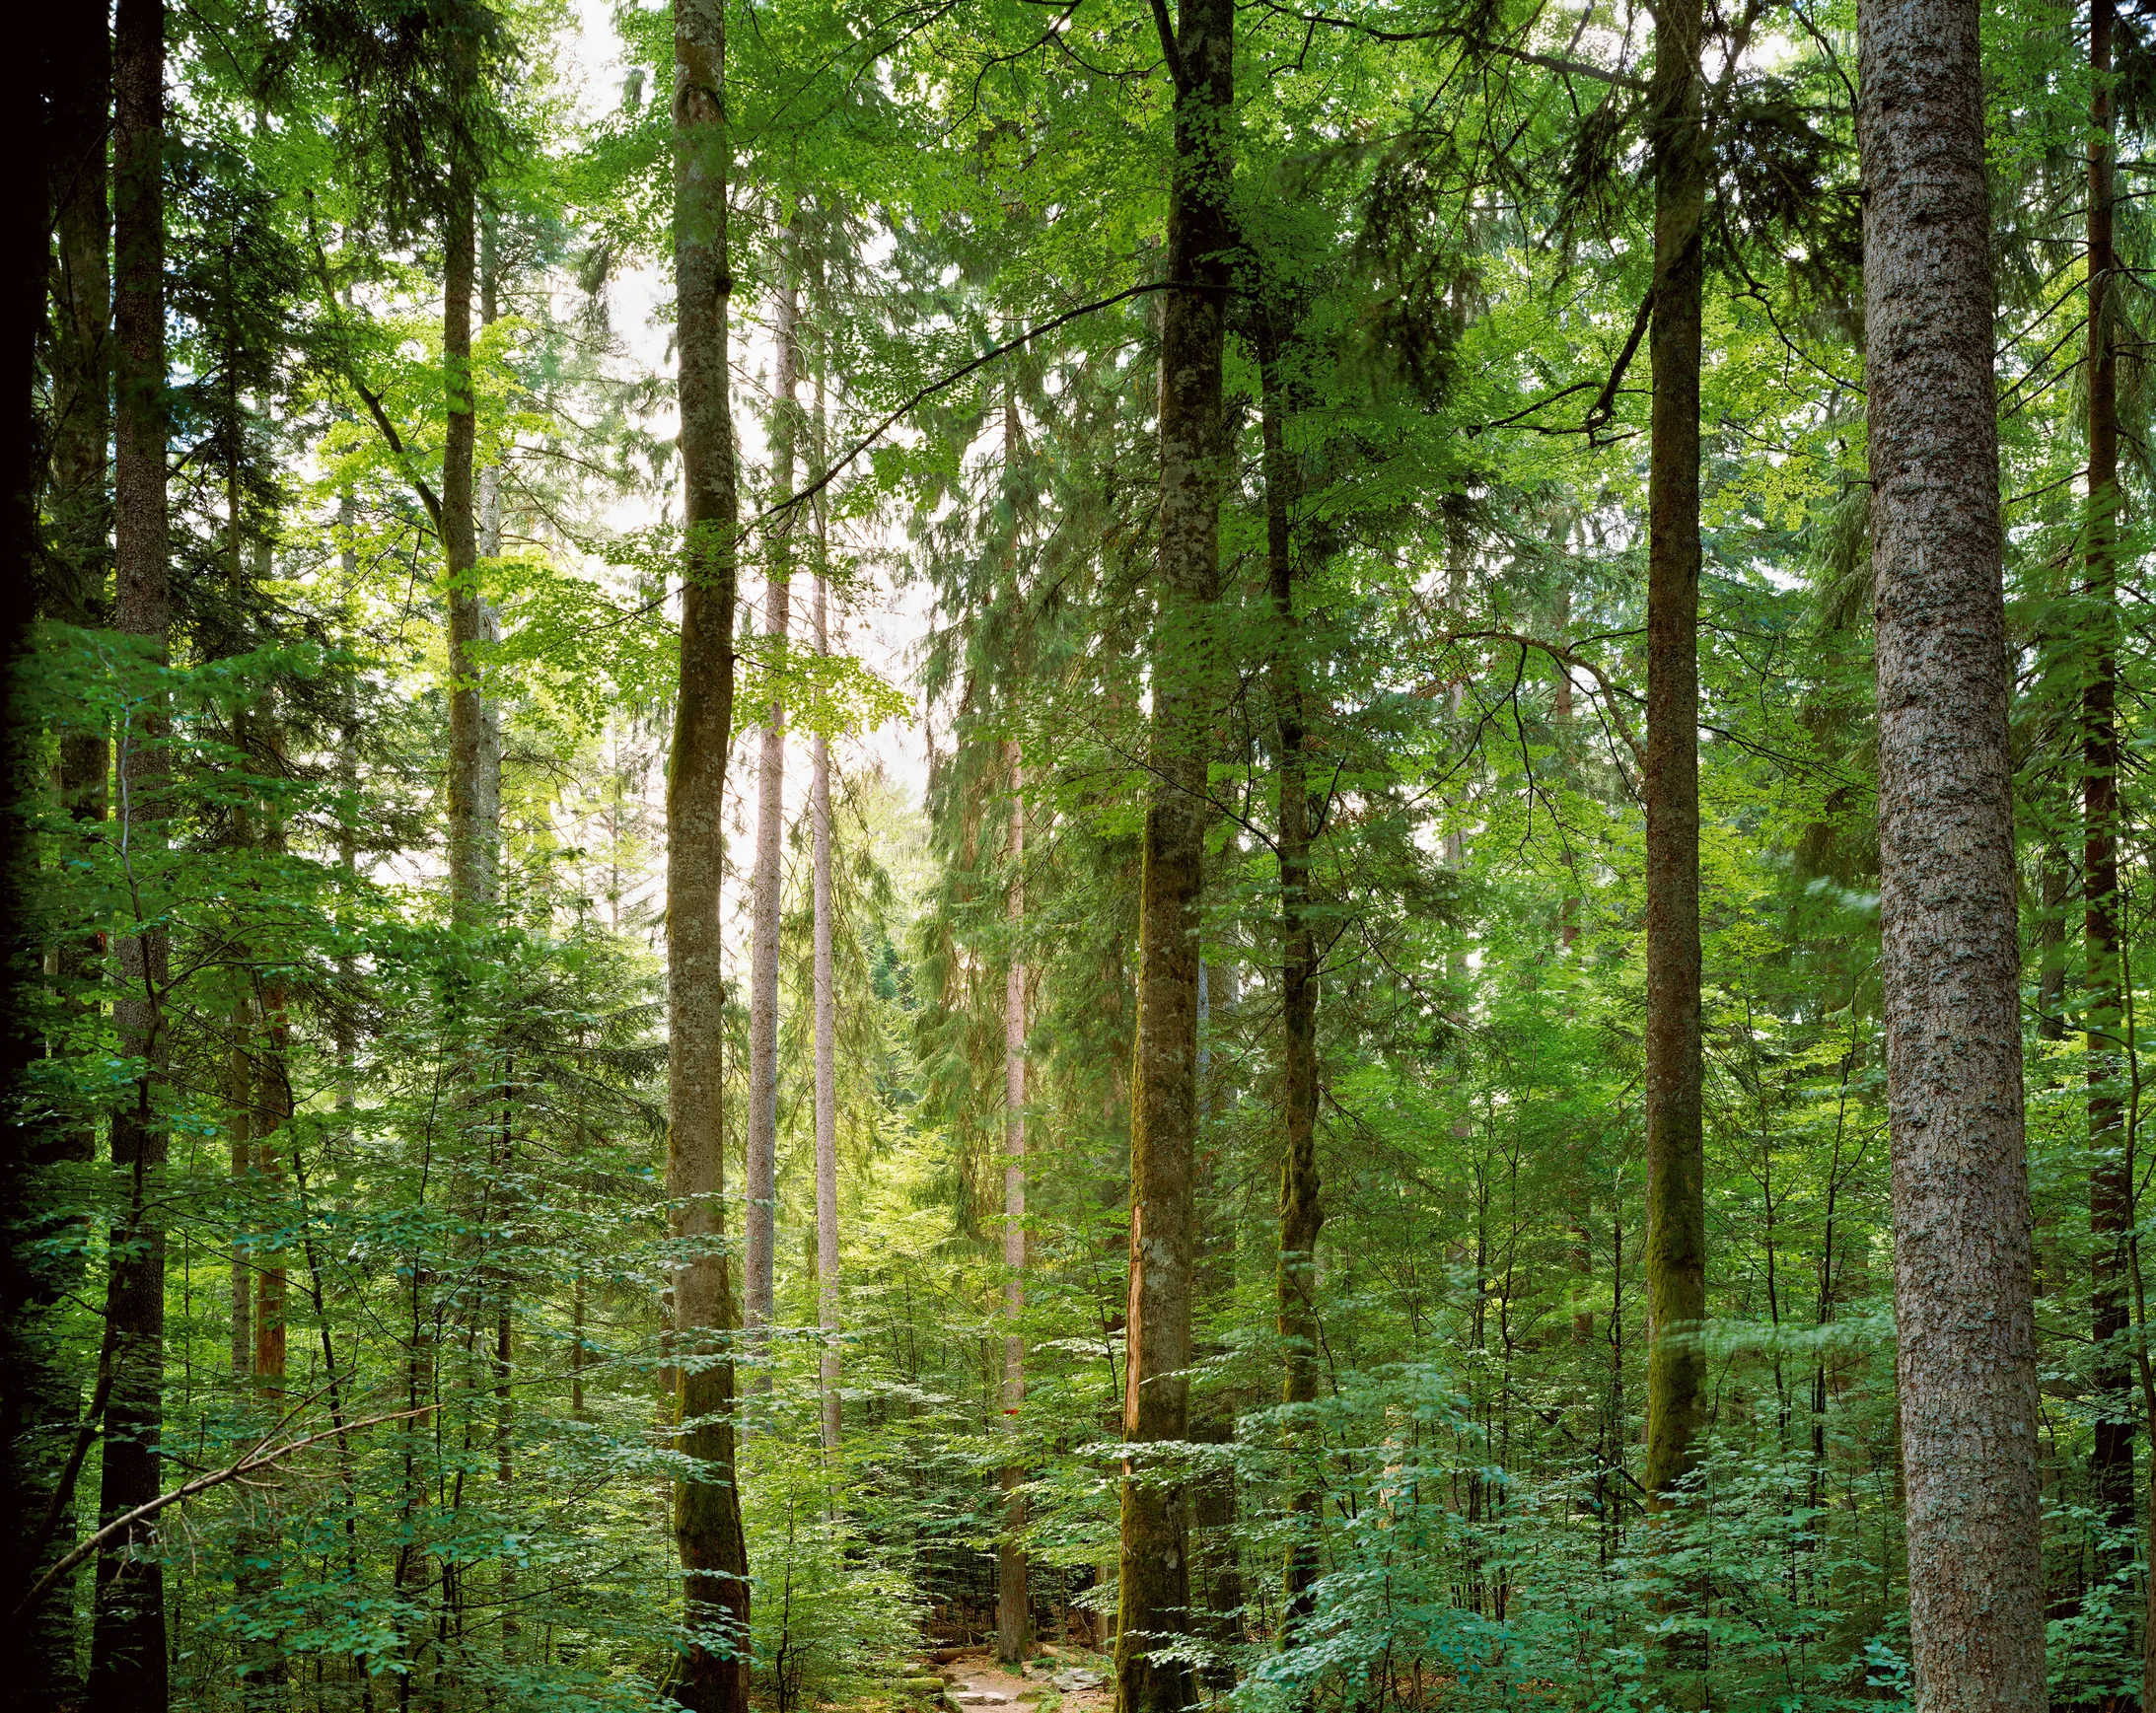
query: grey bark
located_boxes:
[1857,0,2047,1701]
[744,247,799,1377]
[812,565,840,1455]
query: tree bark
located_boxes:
[810,331,840,1460]
[1258,318,1323,1643]
[89,7,172,1710]
[745,243,799,1380]
[812,572,839,1456]
[443,168,497,924]
[1116,1,1231,1705]
[1857,0,2047,1700]
[998,741,1031,1665]
[5,16,79,1703]
[669,3,751,1703]
[1641,0,1708,1557]
[2083,0,2134,1611]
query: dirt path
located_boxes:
[937,1653,1111,1713]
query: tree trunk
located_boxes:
[2083,0,2134,1615]
[89,7,171,1710]
[5,16,82,1701]
[745,243,799,1381]
[443,169,497,924]
[478,212,502,565]
[229,1001,253,1383]
[669,3,751,1703]
[811,341,840,1461]
[998,741,1031,1665]
[1857,0,2047,1700]
[1258,318,1323,1644]
[244,967,292,1713]
[1116,1,1230,1705]
[1641,0,1707,1554]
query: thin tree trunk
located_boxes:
[89,7,171,1709]
[478,212,502,565]
[669,4,751,1703]
[2084,0,2134,1614]
[812,364,840,1461]
[229,1000,253,1383]
[1857,0,2047,1699]
[443,168,496,924]
[745,243,799,1380]
[1258,318,1323,1644]
[1117,3,1231,1704]
[1641,0,1708,1560]
[2037,842,2069,1044]
[997,741,1030,1665]
[244,958,292,1713]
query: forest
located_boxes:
[0,0,2128,1708]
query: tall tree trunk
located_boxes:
[997,741,1031,1665]
[1857,0,2047,1701]
[2083,0,2134,1616]
[669,3,751,1704]
[810,337,840,1461]
[745,244,799,1381]
[29,20,112,1683]
[1258,319,1323,1643]
[89,7,171,1710]
[5,15,77,1700]
[1642,0,1707,1564]
[1116,2,1231,1704]
[443,170,496,924]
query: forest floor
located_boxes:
[934,1647,1113,1713]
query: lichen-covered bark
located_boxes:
[1857,0,2046,1701]
[1116,1,1231,1705]
[669,2,751,1703]
[90,8,172,1709]
[1641,0,1707,1540]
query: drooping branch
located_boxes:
[15,1402,430,1616]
